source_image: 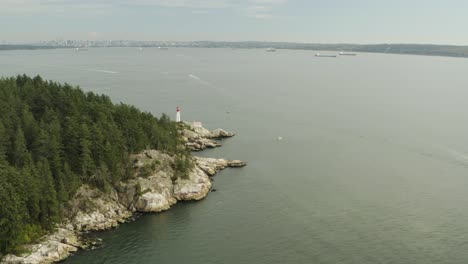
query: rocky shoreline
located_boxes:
[181,122,235,151]
[1,125,245,264]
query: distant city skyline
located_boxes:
[1,0,468,45]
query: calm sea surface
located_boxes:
[2,48,468,264]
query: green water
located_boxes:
[2,48,468,263]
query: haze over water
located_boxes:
[2,48,468,263]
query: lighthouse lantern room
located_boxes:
[176,106,181,122]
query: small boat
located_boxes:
[339,51,357,56]
[158,47,169,50]
[315,53,336,58]
[266,48,276,52]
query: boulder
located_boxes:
[132,171,177,212]
[208,129,235,139]
[181,124,235,151]
[194,157,246,176]
[173,166,212,200]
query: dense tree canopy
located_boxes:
[0,75,184,254]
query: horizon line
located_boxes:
[1,40,468,47]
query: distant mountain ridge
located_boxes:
[2,42,468,58]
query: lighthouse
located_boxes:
[176,106,181,122]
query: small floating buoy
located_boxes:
[277,136,283,141]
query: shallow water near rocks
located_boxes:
[3,48,468,263]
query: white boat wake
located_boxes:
[38,64,118,74]
[440,146,468,165]
[91,69,117,74]
[188,74,212,86]
[188,74,201,81]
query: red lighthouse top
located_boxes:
[176,106,180,112]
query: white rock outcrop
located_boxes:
[1,228,79,264]
[133,171,177,212]
[181,123,234,151]
[173,166,212,200]
[68,186,132,232]
[208,128,235,139]
[194,157,247,176]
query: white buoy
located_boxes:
[176,106,181,122]
[277,136,283,141]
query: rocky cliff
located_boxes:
[1,127,245,264]
[181,123,234,151]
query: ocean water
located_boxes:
[2,48,468,263]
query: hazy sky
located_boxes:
[1,0,467,44]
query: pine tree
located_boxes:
[31,128,50,161]
[0,122,7,160]
[0,167,24,253]
[37,160,59,230]
[54,171,68,207]
[21,107,39,150]
[21,161,41,222]
[11,127,29,167]
[78,123,94,178]
[62,161,80,196]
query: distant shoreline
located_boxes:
[0,45,56,51]
[2,42,468,59]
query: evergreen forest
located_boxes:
[0,75,186,254]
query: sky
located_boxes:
[1,0,467,45]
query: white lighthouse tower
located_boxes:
[176,106,181,122]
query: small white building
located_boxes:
[192,121,203,128]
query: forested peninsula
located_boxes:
[0,75,245,263]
